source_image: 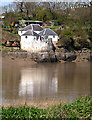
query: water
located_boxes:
[2,61,90,105]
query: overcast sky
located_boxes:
[0,0,91,6]
[1,1,13,6]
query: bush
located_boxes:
[60,37,74,49]
[73,30,90,49]
[63,30,73,39]
[58,30,74,49]
[55,29,61,36]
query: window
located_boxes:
[53,36,55,38]
[21,31,22,33]
[25,36,27,38]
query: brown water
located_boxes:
[2,62,90,105]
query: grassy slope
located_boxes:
[1,96,92,119]
[2,30,20,43]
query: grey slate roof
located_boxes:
[39,28,57,36]
[19,24,43,31]
[19,24,32,31]
[32,24,43,31]
[22,30,39,36]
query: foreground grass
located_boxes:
[1,96,92,119]
[2,46,26,54]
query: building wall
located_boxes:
[18,31,42,36]
[21,36,52,52]
[18,31,26,36]
[48,35,58,42]
[34,31,41,34]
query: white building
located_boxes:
[21,30,52,52]
[19,24,58,52]
[39,28,58,45]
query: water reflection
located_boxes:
[2,62,90,104]
[19,64,58,99]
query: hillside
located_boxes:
[2,30,20,43]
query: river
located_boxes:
[2,61,90,106]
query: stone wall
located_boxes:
[3,51,92,63]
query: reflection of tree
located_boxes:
[2,62,90,104]
[57,62,76,92]
[2,65,21,101]
[57,62,90,98]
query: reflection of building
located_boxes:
[2,62,90,105]
[19,65,58,98]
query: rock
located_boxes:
[55,52,77,62]
[28,51,58,62]
[62,54,77,62]
[87,52,92,61]
[11,57,15,60]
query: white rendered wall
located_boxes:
[34,31,42,34]
[18,31,26,36]
[48,35,58,42]
[18,31,42,36]
[21,36,50,52]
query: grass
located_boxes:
[43,26,59,30]
[3,29,20,37]
[1,95,92,119]
[2,46,26,54]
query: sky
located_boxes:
[0,1,13,6]
[0,0,91,6]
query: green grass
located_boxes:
[3,29,20,37]
[1,96,92,119]
[43,26,59,30]
[2,46,26,54]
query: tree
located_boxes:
[36,9,53,22]
[59,30,74,49]
[4,12,18,26]
[24,2,38,19]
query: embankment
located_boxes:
[2,50,92,63]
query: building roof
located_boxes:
[32,24,43,31]
[21,30,39,36]
[19,24,43,31]
[39,28,57,36]
[19,20,43,23]
[19,24,32,31]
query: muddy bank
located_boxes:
[2,50,92,63]
[2,55,36,67]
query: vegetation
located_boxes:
[2,2,92,50]
[2,46,26,54]
[1,96,92,119]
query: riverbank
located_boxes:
[2,55,36,67]
[1,96,92,119]
[2,50,92,63]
